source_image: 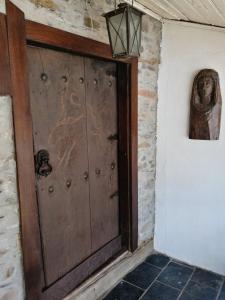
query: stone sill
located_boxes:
[64,239,153,300]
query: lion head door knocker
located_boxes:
[189,69,222,140]
[35,149,52,178]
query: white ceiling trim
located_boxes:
[164,19,225,34]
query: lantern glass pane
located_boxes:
[129,10,141,55]
[108,11,127,55]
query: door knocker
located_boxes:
[35,149,52,177]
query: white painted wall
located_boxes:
[155,21,225,275]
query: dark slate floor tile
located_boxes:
[124,262,161,289]
[141,281,180,300]
[158,262,193,290]
[103,281,143,300]
[218,281,225,300]
[179,280,218,300]
[146,253,170,269]
[191,268,223,290]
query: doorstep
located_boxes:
[64,239,153,300]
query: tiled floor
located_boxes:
[103,253,225,300]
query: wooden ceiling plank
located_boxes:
[147,0,182,19]
[208,0,225,22]
[167,0,209,23]
[199,0,225,26]
[136,0,177,19]
[124,0,162,20]
[161,0,189,20]
[211,0,225,22]
[132,0,225,28]
[183,0,211,22]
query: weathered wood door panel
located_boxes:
[27,46,120,287]
[85,58,119,252]
[28,46,92,285]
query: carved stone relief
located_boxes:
[189,69,222,140]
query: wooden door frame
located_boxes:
[3,1,138,299]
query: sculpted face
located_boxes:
[197,76,214,103]
[190,69,222,140]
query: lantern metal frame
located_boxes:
[103,3,143,58]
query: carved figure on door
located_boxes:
[189,69,222,140]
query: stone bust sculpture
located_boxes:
[189,69,222,140]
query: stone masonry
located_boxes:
[0,96,24,300]
[0,0,161,299]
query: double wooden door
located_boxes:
[28,46,120,286]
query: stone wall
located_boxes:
[0,0,161,299]
[0,96,24,300]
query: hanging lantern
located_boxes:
[103,3,144,58]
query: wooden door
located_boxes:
[27,45,120,287]
[85,58,119,252]
[6,2,138,298]
[28,46,92,285]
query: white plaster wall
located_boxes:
[155,21,225,275]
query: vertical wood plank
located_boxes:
[130,58,138,251]
[6,1,44,298]
[117,63,130,248]
[0,14,11,95]
[85,58,119,252]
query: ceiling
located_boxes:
[129,0,225,28]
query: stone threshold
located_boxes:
[64,239,153,300]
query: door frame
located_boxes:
[3,1,138,299]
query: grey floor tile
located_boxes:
[145,253,170,269]
[191,268,223,290]
[103,281,143,300]
[179,280,218,300]
[218,281,225,300]
[141,281,180,300]
[158,262,193,290]
[103,253,225,300]
[124,262,161,290]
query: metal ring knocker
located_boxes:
[35,149,52,178]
